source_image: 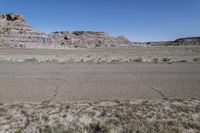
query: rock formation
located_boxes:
[0,13,132,48]
[0,13,61,48]
[49,31,131,48]
[145,37,200,46]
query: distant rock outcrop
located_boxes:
[144,37,200,46]
[174,37,200,45]
[49,31,131,48]
[0,13,61,48]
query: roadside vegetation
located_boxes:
[0,99,199,133]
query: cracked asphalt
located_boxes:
[0,62,200,103]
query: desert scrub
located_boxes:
[100,123,111,133]
[15,129,23,133]
[45,58,58,63]
[24,57,38,62]
[64,103,71,110]
[173,105,190,113]
[162,57,171,62]
[89,123,110,133]
[110,59,120,64]
[135,57,143,62]
[10,103,24,109]
[80,59,84,62]
[193,57,200,62]
[123,120,184,133]
[89,111,96,116]
[178,60,187,62]
[0,107,8,113]
[42,115,49,122]
[152,58,159,63]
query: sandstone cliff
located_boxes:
[0,13,61,48]
[0,13,132,48]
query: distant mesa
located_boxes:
[0,13,199,49]
[174,37,200,45]
[143,37,200,46]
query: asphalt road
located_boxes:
[0,63,199,103]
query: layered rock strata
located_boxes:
[0,13,60,48]
[0,13,132,48]
[49,31,131,48]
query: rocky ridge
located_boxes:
[145,37,200,46]
[49,31,131,48]
[0,13,132,49]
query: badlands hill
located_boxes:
[49,31,131,48]
[0,14,59,48]
[0,13,131,48]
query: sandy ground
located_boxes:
[0,62,199,103]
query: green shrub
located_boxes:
[135,57,143,62]
[89,123,110,133]
[89,111,96,116]
[153,58,159,63]
[15,129,23,133]
[193,57,200,62]
[100,123,111,133]
[179,60,187,62]
[162,58,171,62]
[65,104,71,110]
[46,58,58,63]
[24,57,38,62]
[0,107,7,113]
[42,116,49,122]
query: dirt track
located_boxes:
[0,62,199,103]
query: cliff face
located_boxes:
[0,14,59,48]
[0,14,60,48]
[0,13,132,48]
[49,31,131,48]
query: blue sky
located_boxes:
[0,0,200,41]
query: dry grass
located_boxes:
[0,99,199,132]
